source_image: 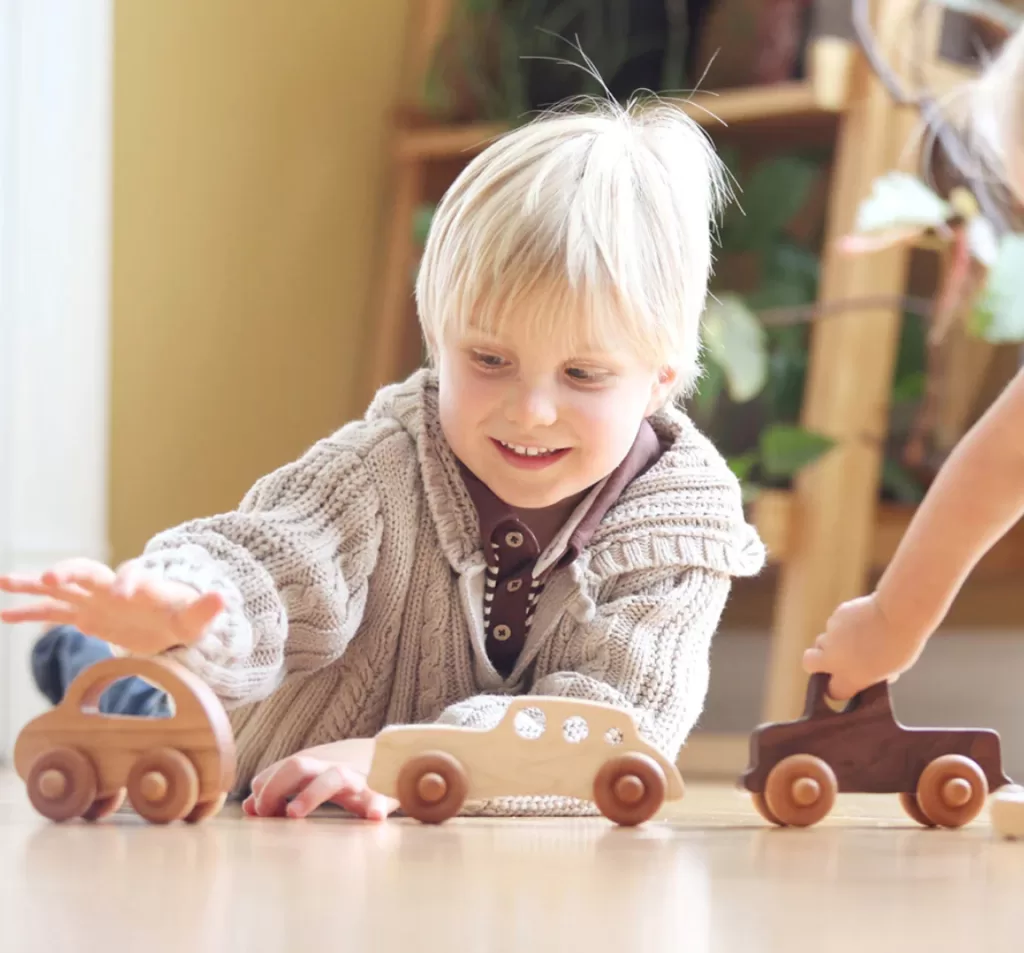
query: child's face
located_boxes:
[436,320,674,509]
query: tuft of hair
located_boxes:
[415,90,732,401]
[960,25,1024,201]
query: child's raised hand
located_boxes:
[242,742,398,821]
[0,557,224,655]
[801,593,927,701]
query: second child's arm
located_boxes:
[805,367,1024,698]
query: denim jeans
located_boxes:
[32,625,171,717]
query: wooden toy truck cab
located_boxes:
[741,673,1012,828]
[15,656,236,824]
[368,696,684,825]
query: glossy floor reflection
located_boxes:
[2,770,1021,952]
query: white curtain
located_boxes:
[0,0,113,761]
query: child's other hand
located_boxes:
[802,593,926,701]
[0,557,224,654]
[242,750,398,821]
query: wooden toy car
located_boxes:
[367,696,684,825]
[15,656,236,824]
[740,673,1012,829]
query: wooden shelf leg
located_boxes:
[763,0,924,722]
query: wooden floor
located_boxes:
[2,769,1022,953]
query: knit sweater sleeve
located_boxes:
[136,433,383,708]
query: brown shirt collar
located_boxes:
[458,418,664,574]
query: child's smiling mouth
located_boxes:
[491,438,571,469]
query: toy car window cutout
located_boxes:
[79,676,177,719]
[604,727,624,746]
[513,706,546,739]
[562,716,588,743]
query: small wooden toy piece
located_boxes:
[366,696,684,825]
[740,673,1012,829]
[15,656,236,825]
[990,785,1024,840]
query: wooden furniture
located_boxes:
[365,1,1017,773]
[741,672,1011,828]
[15,656,236,824]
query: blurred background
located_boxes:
[2,0,1023,778]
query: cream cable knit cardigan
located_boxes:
[139,370,766,814]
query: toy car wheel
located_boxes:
[593,753,666,826]
[82,789,127,822]
[764,754,837,827]
[26,747,98,822]
[915,754,987,828]
[751,792,784,826]
[127,747,200,824]
[898,791,936,828]
[396,752,468,823]
[185,793,228,824]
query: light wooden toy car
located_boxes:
[367,696,684,825]
[15,656,236,824]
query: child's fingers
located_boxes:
[0,602,78,625]
[43,558,116,592]
[328,780,397,821]
[251,756,329,817]
[285,765,365,819]
[801,643,827,673]
[363,791,399,821]
[174,591,225,642]
[109,561,146,600]
[0,574,52,596]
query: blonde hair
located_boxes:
[965,25,1024,199]
[415,97,731,399]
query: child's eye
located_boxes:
[565,366,609,384]
[471,350,510,370]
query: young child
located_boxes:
[0,97,765,820]
[804,27,1024,701]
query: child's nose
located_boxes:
[505,386,558,429]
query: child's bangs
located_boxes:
[451,263,673,366]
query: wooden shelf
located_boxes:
[752,489,1024,580]
[396,80,838,161]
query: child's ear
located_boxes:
[644,366,677,416]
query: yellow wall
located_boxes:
[110,0,408,563]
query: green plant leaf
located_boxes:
[413,203,437,246]
[759,424,835,478]
[727,451,759,482]
[763,324,809,423]
[972,233,1024,342]
[763,241,820,297]
[854,172,951,233]
[734,157,820,252]
[692,356,726,423]
[702,293,768,403]
[891,370,926,404]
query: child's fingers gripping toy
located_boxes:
[367,696,685,825]
[740,673,1013,829]
[15,656,236,824]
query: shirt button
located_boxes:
[493,624,513,641]
[505,531,524,548]
[506,579,523,592]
